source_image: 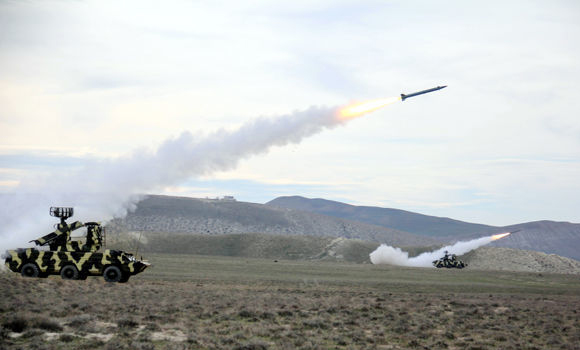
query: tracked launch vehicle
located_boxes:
[4,207,149,283]
[432,251,467,269]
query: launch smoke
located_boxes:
[370,235,500,268]
[0,104,366,252]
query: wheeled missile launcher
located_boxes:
[4,207,149,283]
[432,251,467,269]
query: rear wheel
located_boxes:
[21,263,40,278]
[103,266,122,283]
[60,265,80,280]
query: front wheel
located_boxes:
[21,263,40,278]
[103,266,123,283]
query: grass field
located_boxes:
[2,254,580,349]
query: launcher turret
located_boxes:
[31,207,101,252]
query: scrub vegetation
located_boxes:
[2,254,580,349]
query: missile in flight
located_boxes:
[401,85,447,101]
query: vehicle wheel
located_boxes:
[119,272,130,283]
[103,266,122,283]
[60,265,79,280]
[21,263,40,278]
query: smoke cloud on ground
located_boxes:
[369,236,495,267]
[0,105,352,253]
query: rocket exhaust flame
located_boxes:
[491,232,511,241]
[338,96,401,119]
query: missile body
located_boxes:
[401,85,447,101]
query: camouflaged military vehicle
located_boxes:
[432,251,467,269]
[4,207,149,283]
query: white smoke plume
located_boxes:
[370,235,496,267]
[0,105,351,253]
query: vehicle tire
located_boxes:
[21,263,40,278]
[60,265,79,280]
[103,266,122,283]
[119,272,130,283]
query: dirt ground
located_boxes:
[2,254,579,350]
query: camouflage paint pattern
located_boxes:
[432,254,467,269]
[5,248,148,278]
[4,219,149,282]
[34,221,88,251]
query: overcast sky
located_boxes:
[1,0,579,226]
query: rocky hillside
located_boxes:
[119,232,379,264]
[462,246,580,275]
[489,221,580,262]
[267,196,497,237]
[267,196,580,261]
[111,195,439,247]
[114,232,580,274]
[109,195,580,261]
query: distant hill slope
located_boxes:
[461,246,580,275]
[112,195,439,247]
[114,232,580,274]
[489,221,580,262]
[123,232,379,264]
[266,196,497,237]
[266,196,580,261]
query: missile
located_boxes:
[400,85,447,101]
[509,229,521,234]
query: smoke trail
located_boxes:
[369,235,496,267]
[0,105,355,252]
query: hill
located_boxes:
[461,246,580,275]
[489,221,580,262]
[112,232,580,274]
[267,196,580,261]
[266,196,498,237]
[109,195,580,261]
[111,195,439,247]
[117,232,379,264]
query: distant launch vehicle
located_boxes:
[401,85,447,101]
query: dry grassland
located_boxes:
[2,254,580,350]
